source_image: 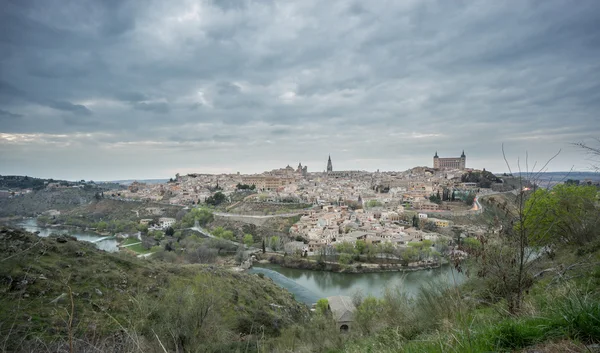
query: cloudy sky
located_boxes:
[1,0,599,181]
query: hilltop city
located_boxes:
[60,151,509,256]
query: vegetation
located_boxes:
[236,183,256,190]
[0,228,308,352]
[366,199,382,208]
[177,207,214,228]
[523,183,599,247]
[205,191,227,206]
[461,169,502,188]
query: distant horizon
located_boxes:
[3,167,598,184]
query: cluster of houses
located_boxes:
[288,204,450,255]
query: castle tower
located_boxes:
[327,155,333,173]
[433,151,439,169]
[460,150,466,169]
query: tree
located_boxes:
[465,192,476,206]
[206,238,237,255]
[212,227,235,241]
[206,191,226,206]
[429,194,442,204]
[400,247,419,264]
[355,240,366,254]
[270,236,282,251]
[338,253,353,265]
[522,184,599,246]
[243,234,254,247]
[380,242,395,262]
[364,243,377,261]
[262,238,266,253]
[180,208,214,228]
[335,241,354,254]
[150,274,230,350]
[354,296,383,335]
[96,221,108,232]
[412,214,420,228]
[465,145,561,314]
[315,298,329,315]
[165,226,175,237]
[366,200,382,208]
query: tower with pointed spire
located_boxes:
[327,155,333,173]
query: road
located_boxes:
[213,211,303,219]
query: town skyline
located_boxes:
[2,148,595,182]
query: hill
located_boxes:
[0,227,308,352]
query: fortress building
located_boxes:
[433,151,466,170]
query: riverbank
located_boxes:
[258,253,444,273]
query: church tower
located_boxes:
[460,150,466,169]
[433,151,439,169]
[327,155,333,173]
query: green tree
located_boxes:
[315,298,329,315]
[338,253,353,265]
[335,241,355,254]
[270,236,281,251]
[522,184,599,246]
[206,191,226,206]
[355,240,366,254]
[364,243,377,261]
[243,234,254,247]
[401,246,419,264]
[366,200,382,208]
[355,296,383,335]
[96,221,108,232]
[165,226,175,237]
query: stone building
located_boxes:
[433,151,466,170]
[326,296,356,332]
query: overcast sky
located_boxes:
[1,0,599,181]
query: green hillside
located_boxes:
[0,227,308,352]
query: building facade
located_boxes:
[433,151,466,170]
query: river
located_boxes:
[15,218,119,252]
[248,263,464,305]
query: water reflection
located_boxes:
[249,263,464,304]
[15,218,119,252]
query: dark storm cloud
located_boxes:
[1,0,599,179]
[45,100,93,116]
[0,109,22,119]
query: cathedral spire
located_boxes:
[327,155,333,173]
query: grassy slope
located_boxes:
[0,227,309,352]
